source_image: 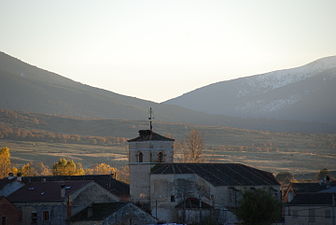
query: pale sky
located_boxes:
[1,0,336,102]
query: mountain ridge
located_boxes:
[1,51,335,132]
[164,55,336,124]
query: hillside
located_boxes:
[1,51,335,132]
[165,56,336,124]
[0,109,335,174]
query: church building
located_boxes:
[127,117,280,224]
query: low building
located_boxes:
[7,180,119,225]
[284,192,336,225]
[70,202,157,225]
[283,181,336,202]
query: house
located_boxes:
[284,192,336,225]
[70,202,157,225]
[0,197,21,225]
[7,180,119,225]
[283,180,336,202]
[128,129,280,224]
[22,174,130,201]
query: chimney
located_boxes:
[16,172,22,182]
[7,172,15,180]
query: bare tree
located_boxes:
[182,129,204,163]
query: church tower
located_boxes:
[127,108,174,204]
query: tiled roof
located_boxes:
[0,177,17,190]
[127,130,174,142]
[175,198,213,209]
[151,163,279,186]
[7,180,91,203]
[22,175,129,197]
[71,202,127,221]
[291,182,335,193]
[288,193,333,205]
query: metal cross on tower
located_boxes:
[148,107,154,131]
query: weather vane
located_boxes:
[148,107,154,131]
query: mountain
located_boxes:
[0,51,215,123]
[165,56,336,124]
[0,51,335,132]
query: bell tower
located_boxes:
[127,108,174,204]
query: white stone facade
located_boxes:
[129,140,174,203]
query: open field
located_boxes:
[1,138,335,177]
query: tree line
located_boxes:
[0,123,127,146]
[0,146,129,183]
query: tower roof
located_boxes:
[127,130,174,142]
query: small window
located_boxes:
[325,209,331,218]
[158,152,164,162]
[171,195,175,202]
[1,216,7,225]
[31,212,37,224]
[43,211,49,221]
[138,152,143,162]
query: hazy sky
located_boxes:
[1,0,336,102]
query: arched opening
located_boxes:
[138,152,143,162]
[158,152,164,162]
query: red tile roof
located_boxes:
[7,180,92,203]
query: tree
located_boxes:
[182,129,204,163]
[236,189,281,225]
[52,158,85,176]
[115,165,129,183]
[19,162,51,176]
[85,163,117,175]
[0,147,11,178]
[20,162,37,176]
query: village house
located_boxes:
[283,179,336,203]
[7,180,119,225]
[284,192,336,225]
[127,129,280,224]
[0,196,21,225]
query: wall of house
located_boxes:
[71,183,119,215]
[177,208,212,224]
[150,173,214,223]
[14,202,66,225]
[0,198,20,225]
[285,205,335,225]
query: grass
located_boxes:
[2,136,335,177]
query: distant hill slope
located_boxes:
[165,56,336,124]
[1,51,335,132]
